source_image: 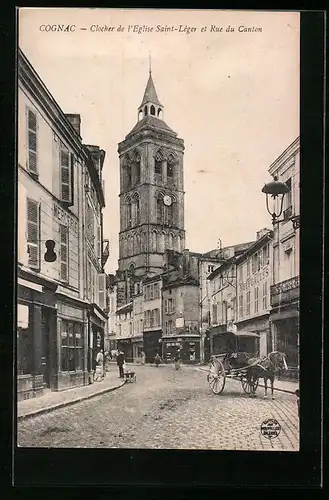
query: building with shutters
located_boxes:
[235,230,273,357]
[268,138,300,375]
[207,242,256,357]
[17,49,108,400]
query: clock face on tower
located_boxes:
[163,195,172,206]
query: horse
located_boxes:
[246,351,288,399]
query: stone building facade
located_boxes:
[17,49,108,400]
[268,137,300,372]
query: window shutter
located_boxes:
[70,153,75,206]
[27,199,40,269]
[60,143,71,203]
[172,297,176,312]
[164,299,168,314]
[27,109,38,174]
[60,224,69,281]
[98,273,106,310]
[97,225,101,260]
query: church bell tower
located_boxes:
[117,66,186,278]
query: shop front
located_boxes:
[270,276,299,379]
[161,334,200,364]
[132,335,143,362]
[88,304,108,384]
[55,297,89,391]
[117,338,133,362]
[143,330,162,364]
[234,315,270,357]
[210,325,260,357]
[17,277,57,401]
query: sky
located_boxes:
[18,8,300,274]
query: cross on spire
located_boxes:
[149,51,152,74]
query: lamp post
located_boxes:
[261,175,289,224]
[261,175,289,353]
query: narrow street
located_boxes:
[18,365,299,451]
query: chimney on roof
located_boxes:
[65,114,81,136]
[256,228,271,240]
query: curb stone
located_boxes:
[18,379,127,421]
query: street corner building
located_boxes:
[17,49,110,401]
[206,138,300,379]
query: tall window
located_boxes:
[157,197,163,224]
[59,224,69,282]
[166,204,173,226]
[27,108,38,175]
[167,157,174,178]
[134,161,141,184]
[165,297,176,314]
[284,177,292,210]
[135,197,140,225]
[124,164,132,189]
[254,287,259,313]
[155,159,162,175]
[262,282,268,310]
[246,260,251,277]
[126,200,132,228]
[246,291,251,315]
[60,142,72,204]
[262,244,269,266]
[27,198,40,270]
[153,283,159,298]
[168,233,173,250]
[238,294,243,318]
[60,320,84,372]
[212,303,218,324]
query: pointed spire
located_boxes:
[149,51,152,74]
[140,69,162,107]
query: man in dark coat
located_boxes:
[117,350,125,378]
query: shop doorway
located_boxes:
[41,309,51,388]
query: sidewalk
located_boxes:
[17,368,126,421]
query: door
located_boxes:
[41,309,51,388]
[259,331,267,357]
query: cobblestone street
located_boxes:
[18,365,299,451]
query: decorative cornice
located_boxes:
[118,131,184,154]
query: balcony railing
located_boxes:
[283,205,293,221]
[271,276,299,296]
[270,276,299,307]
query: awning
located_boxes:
[234,330,260,338]
[210,326,259,339]
[270,308,299,321]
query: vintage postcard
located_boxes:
[17,8,300,452]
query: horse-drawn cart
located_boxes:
[207,329,261,396]
[207,329,288,398]
[207,352,260,395]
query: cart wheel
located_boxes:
[208,358,226,395]
[241,376,259,394]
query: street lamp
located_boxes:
[261,175,289,224]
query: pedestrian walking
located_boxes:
[141,350,146,365]
[154,353,161,367]
[117,350,125,378]
[95,349,104,381]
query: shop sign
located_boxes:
[239,266,269,292]
[53,201,78,234]
[17,304,29,329]
[176,317,184,328]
